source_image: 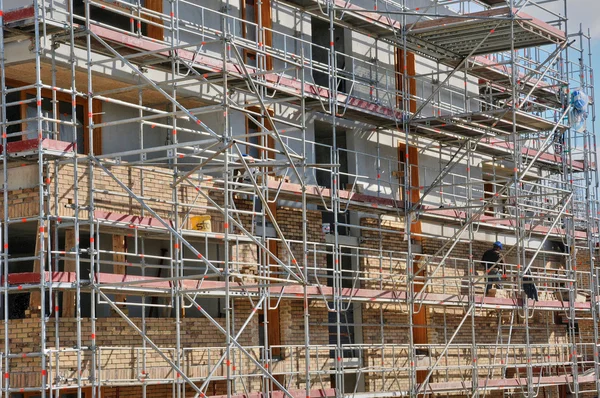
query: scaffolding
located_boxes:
[0,0,598,397]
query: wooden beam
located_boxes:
[10,272,597,310]
[112,235,128,315]
[92,99,103,155]
[267,235,284,388]
[241,0,273,70]
[145,0,164,40]
[398,143,426,383]
[261,0,273,70]
[28,220,46,316]
[62,229,76,317]
[267,239,281,356]
[395,49,417,113]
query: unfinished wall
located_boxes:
[426,306,572,386]
[4,299,259,392]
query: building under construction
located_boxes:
[0,0,598,397]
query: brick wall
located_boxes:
[426,305,573,386]
[275,300,332,390]
[2,299,260,392]
[277,206,326,284]
[576,248,599,388]
[361,302,411,392]
[0,162,219,224]
[360,217,408,291]
[357,215,590,393]
[3,159,597,397]
[422,238,489,296]
[0,186,39,219]
[47,162,213,223]
[274,207,331,390]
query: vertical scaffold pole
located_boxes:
[0,0,9,394]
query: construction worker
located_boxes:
[233,153,256,185]
[523,270,539,301]
[481,241,504,295]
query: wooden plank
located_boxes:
[0,138,75,154]
[408,7,565,40]
[94,210,174,229]
[27,220,44,314]
[145,0,164,40]
[112,235,128,315]
[208,388,336,398]
[398,143,427,383]
[3,5,35,24]
[261,0,273,70]
[92,99,103,155]
[425,373,596,391]
[241,0,272,69]
[477,0,507,5]
[395,49,416,113]
[267,239,282,358]
[62,229,76,317]
[7,271,597,310]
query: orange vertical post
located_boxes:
[145,0,164,40]
[112,235,128,316]
[399,143,427,384]
[62,229,76,317]
[396,49,417,114]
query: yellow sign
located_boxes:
[191,215,212,232]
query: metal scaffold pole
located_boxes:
[0,0,598,397]
[0,0,8,395]
[585,24,600,396]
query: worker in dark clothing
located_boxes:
[523,270,539,301]
[481,241,504,295]
[233,154,256,181]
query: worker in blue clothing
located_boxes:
[481,241,504,295]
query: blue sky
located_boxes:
[565,1,599,138]
[540,0,600,138]
[589,38,599,140]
